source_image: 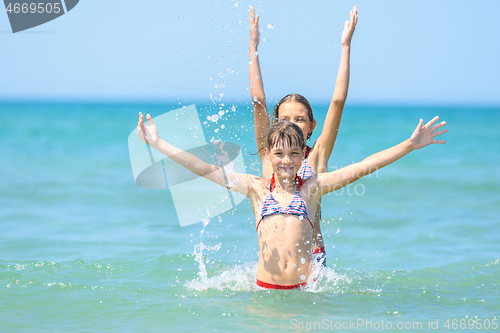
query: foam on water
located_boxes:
[185,241,388,294]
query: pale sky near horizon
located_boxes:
[1,0,499,105]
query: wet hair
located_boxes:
[267,121,305,152]
[271,94,315,140]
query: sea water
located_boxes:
[0,101,499,332]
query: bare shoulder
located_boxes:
[246,174,269,191]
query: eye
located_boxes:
[295,117,305,122]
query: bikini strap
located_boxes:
[256,219,262,232]
[297,175,304,191]
[305,145,311,158]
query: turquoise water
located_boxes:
[1,101,499,332]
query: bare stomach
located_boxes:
[256,215,314,285]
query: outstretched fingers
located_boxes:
[146,113,155,126]
[249,6,257,25]
[415,118,424,132]
[432,128,448,143]
[431,120,447,132]
[137,112,144,128]
[350,7,358,28]
[424,116,440,129]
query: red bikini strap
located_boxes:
[297,175,304,191]
[305,145,311,158]
[306,217,313,229]
[256,219,262,232]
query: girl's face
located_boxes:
[266,144,304,179]
[278,102,316,141]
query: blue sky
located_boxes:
[1,0,499,105]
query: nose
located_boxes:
[282,154,292,163]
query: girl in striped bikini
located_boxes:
[137,114,447,289]
[249,6,358,265]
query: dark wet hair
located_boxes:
[271,94,315,140]
[267,121,305,152]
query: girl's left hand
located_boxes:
[410,116,447,150]
[341,6,358,46]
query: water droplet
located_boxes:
[248,58,253,64]
[219,93,224,98]
[300,275,306,280]
[218,110,224,116]
[221,125,225,129]
[295,243,299,246]
[233,1,238,7]
[300,258,306,264]
[267,23,275,29]
[218,73,224,78]
[298,216,303,220]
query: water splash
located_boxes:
[190,218,221,288]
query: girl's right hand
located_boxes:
[249,6,260,49]
[137,112,159,148]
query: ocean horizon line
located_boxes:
[1,97,499,110]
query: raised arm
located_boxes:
[137,112,252,195]
[249,6,269,163]
[313,7,358,169]
[317,117,447,195]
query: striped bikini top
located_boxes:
[256,174,313,232]
[298,145,314,180]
